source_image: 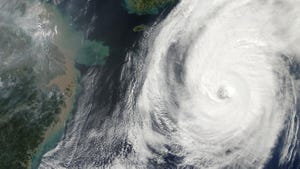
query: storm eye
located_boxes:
[217,86,233,100]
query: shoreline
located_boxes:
[29,4,82,168]
[30,44,79,169]
[45,46,78,139]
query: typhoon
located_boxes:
[40,0,300,169]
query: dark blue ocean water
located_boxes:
[40,1,300,168]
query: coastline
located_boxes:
[30,45,79,169]
[30,3,82,169]
[45,44,78,139]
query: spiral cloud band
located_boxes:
[40,0,300,168]
[126,0,300,168]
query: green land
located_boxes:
[133,24,147,32]
[124,0,176,15]
[0,1,111,168]
[0,67,64,169]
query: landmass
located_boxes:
[0,2,79,169]
[133,24,147,32]
[124,0,176,15]
[0,1,111,168]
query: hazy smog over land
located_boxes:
[0,0,299,169]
